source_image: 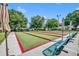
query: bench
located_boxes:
[70,31,77,38]
[42,40,63,56]
[42,38,71,56]
[42,32,77,56]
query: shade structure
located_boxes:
[0,3,10,32]
[0,3,10,56]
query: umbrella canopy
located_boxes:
[0,3,10,32]
[0,4,2,31]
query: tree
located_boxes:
[64,10,79,30]
[46,18,58,30]
[8,9,28,31]
[30,15,45,30]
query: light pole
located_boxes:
[44,16,47,31]
[61,19,64,40]
[69,18,72,38]
[57,14,64,40]
[57,14,61,29]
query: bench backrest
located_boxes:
[42,40,63,56]
[42,32,77,56]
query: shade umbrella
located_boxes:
[1,3,10,32]
[0,3,10,56]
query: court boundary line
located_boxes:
[24,32,53,41]
[15,32,53,53]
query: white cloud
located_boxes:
[75,7,79,10]
[16,6,26,14]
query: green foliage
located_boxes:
[64,17,70,26]
[9,9,28,31]
[64,10,79,29]
[46,18,58,30]
[30,15,45,30]
[0,32,5,44]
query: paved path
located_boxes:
[0,39,6,56]
[7,32,21,56]
[77,32,79,56]
[0,32,21,56]
[59,32,79,56]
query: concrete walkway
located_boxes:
[0,32,21,56]
[0,38,6,56]
[59,32,79,56]
[78,33,79,56]
[7,32,21,56]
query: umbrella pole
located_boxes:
[5,32,8,56]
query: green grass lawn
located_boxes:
[16,32,49,50]
[0,32,5,44]
[26,32,59,41]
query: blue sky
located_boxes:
[8,3,79,23]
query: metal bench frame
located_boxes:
[42,32,77,56]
